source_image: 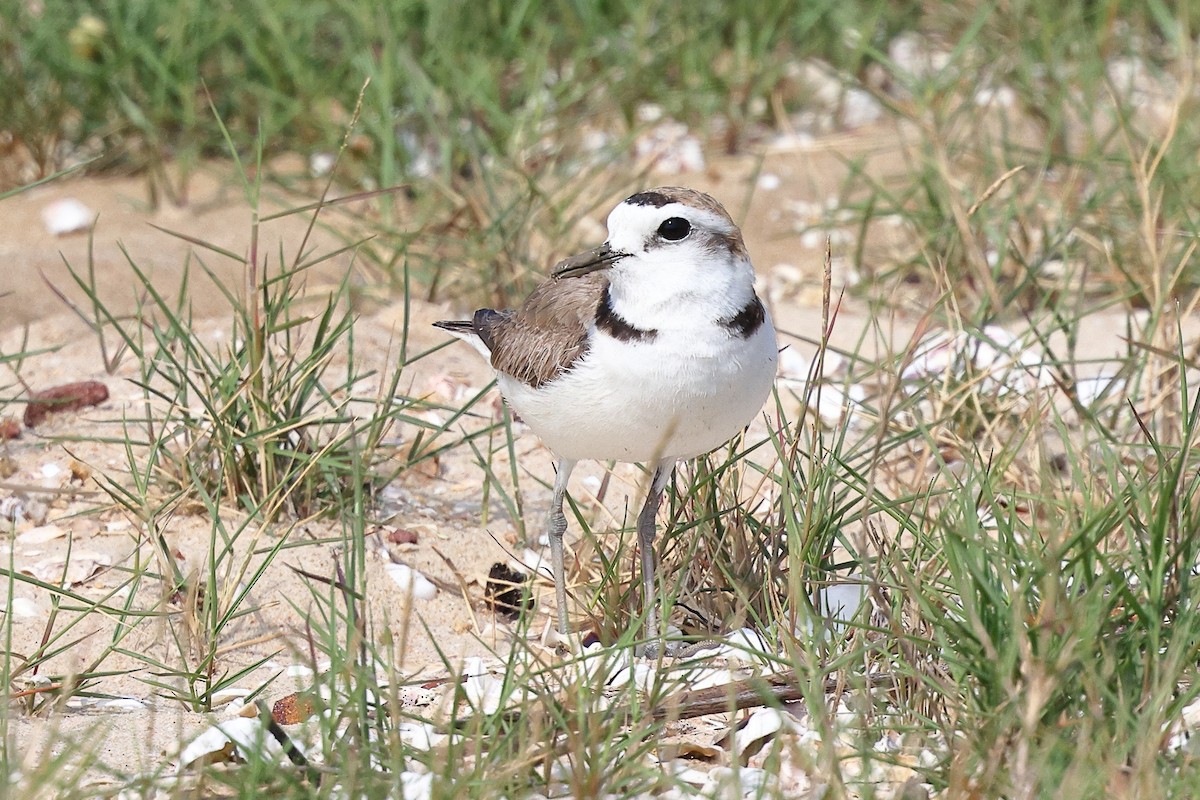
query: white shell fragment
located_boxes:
[577,643,655,695]
[685,667,743,694]
[757,173,782,191]
[812,383,868,427]
[634,120,705,175]
[208,687,252,709]
[41,198,97,235]
[732,707,797,762]
[385,563,438,600]
[517,548,553,580]
[902,326,1123,410]
[0,597,38,619]
[398,771,433,800]
[818,577,867,632]
[398,721,446,752]
[1073,373,1124,407]
[309,152,336,177]
[16,525,67,545]
[1165,695,1200,754]
[1,496,50,526]
[707,627,775,664]
[702,765,771,798]
[177,717,287,771]
[24,551,111,586]
[902,326,1054,399]
[840,88,883,129]
[97,697,147,711]
[777,348,812,382]
[461,657,506,714]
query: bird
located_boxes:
[434,187,778,649]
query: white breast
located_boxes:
[497,314,778,464]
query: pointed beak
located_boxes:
[552,242,628,279]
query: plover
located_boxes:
[435,187,777,647]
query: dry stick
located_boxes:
[213,630,285,657]
[966,165,1026,219]
[256,700,321,782]
[430,545,482,634]
[447,668,895,732]
[628,670,893,724]
[9,683,64,701]
[0,482,101,496]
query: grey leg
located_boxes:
[547,458,577,635]
[637,460,675,647]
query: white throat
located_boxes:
[605,254,757,331]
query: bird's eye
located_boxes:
[657,217,691,241]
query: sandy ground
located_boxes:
[0,125,1167,785]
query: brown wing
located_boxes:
[483,272,608,388]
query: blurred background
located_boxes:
[4,0,1198,318]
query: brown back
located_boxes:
[480,272,608,387]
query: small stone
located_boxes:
[387,528,419,545]
[272,692,316,725]
[24,381,109,428]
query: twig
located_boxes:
[9,683,64,701]
[430,545,481,632]
[257,700,320,783]
[213,631,285,657]
[967,165,1025,218]
[0,482,101,496]
[616,669,894,723]
[447,668,895,731]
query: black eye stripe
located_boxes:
[657,217,691,241]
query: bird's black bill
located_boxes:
[552,243,627,279]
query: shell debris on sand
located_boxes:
[41,198,97,236]
[385,562,439,600]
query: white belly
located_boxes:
[497,318,777,463]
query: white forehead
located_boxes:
[605,199,736,238]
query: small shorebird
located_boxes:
[435,187,777,647]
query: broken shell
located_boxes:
[385,563,438,600]
[41,198,97,236]
[177,717,286,771]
